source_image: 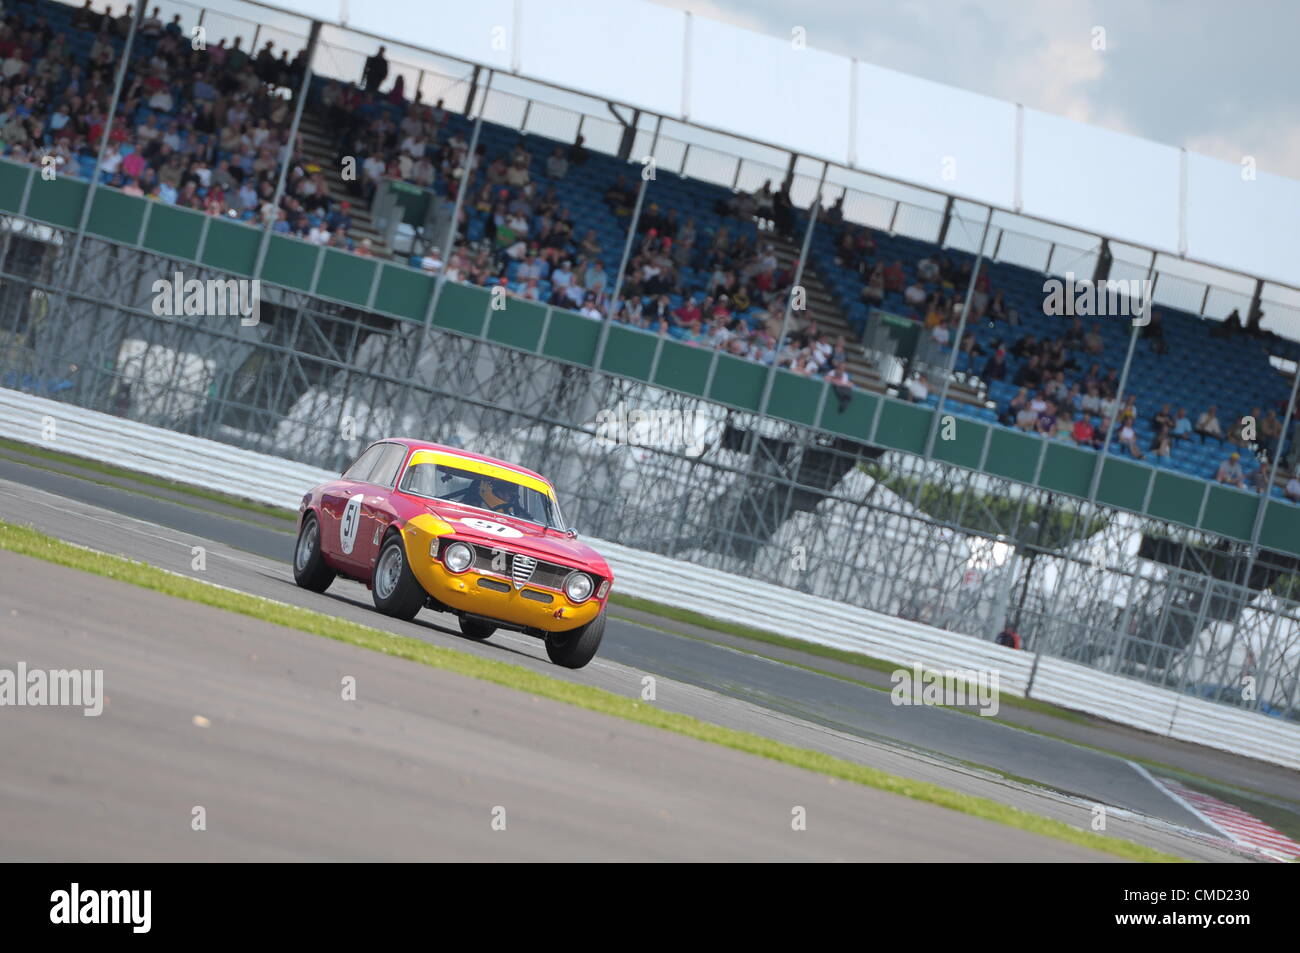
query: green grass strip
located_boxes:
[0,519,1184,862]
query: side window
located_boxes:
[369,444,409,489]
[342,443,386,481]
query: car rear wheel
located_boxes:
[372,534,425,621]
[544,611,605,669]
[459,618,496,640]
[293,513,335,592]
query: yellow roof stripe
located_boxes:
[407,449,554,498]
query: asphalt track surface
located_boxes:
[0,453,1290,860]
[0,550,1119,861]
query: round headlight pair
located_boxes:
[564,571,595,603]
[443,541,474,573]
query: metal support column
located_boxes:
[1086,263,1157,504]
[920,206,993,464]
[252,20,321,283]
[65,1,146,286]
[591,116,662,371]
[389,70,495,434]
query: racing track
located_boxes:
[0,452,1295,859]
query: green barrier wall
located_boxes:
[3,161,1295,557]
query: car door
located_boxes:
[320,442,387,571]
[351,442,410,578]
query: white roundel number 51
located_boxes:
[340,493,364,555]
[460,517,522,538]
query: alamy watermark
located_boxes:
[151,271,260,326]
[0,662,103,716]
[594,400,708,456]
[890,662,1000,717]
[1042,272,1151,325]
[50,883,150,933]
[1,660,102,712]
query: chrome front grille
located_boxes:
[511,554,537,590]
[469,544,586,593]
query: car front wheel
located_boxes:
[372,534,425,621]
[544,611,605,669]
[293,513,335,592]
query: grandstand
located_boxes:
[3,0,1293,495]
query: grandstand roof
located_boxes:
[240,0,1300,292]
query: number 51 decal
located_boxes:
[340,493,364,555]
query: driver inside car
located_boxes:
[473,477,522,516]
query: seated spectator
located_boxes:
[1171,407,1192,441]
[883,259,906,294]
[1064,317,1085,349]
[999,386,1027,426]
[1196,405,1224,443]
[986,289,1009,324]
[917,255,939,283]
[980,346,1008,384]
[1083,323,1105,355]
[1150,426,1172,460]
[826,362,854,413]
[904,278,926,309]
[1260,410,1282,458]
[1010,333,1039,361]
[1286,473,1300,503]
[930,319,951,348]
[1012,355,1042,390]
[1227,412,1253,449]
[1253,461,1273,494]
[546,147,568,179]
[419,246,443,272]
[1216,452,1246,488]
[861,265,885,306]
[1079,383,1102,417]
[1014,399,1039,432]
[903,373,929,404]
[1055,410,1075,441]
[673,296,702,332]
[1116,422,1144,459]
[1072,415,1098,449]
[1035,401,1058,437]
[1152,403,1174,433]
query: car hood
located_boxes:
[425,500,613,578]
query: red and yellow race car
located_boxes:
[292,438,613,668]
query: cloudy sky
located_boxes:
[653,0,1300,179]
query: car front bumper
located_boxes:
[401,518,602,633]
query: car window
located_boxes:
[342,443,386,481]
[400,462,563,530]
[368,443,409,489]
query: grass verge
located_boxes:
[0,518,1182,862]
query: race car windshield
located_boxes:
[400,462,564,530]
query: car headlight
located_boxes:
[564,571,594,603]
[443,541,474,573]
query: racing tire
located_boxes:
[371,533,425,621]
[293,513,335,593]
[544,611,605,669]
[459,618,497,640]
